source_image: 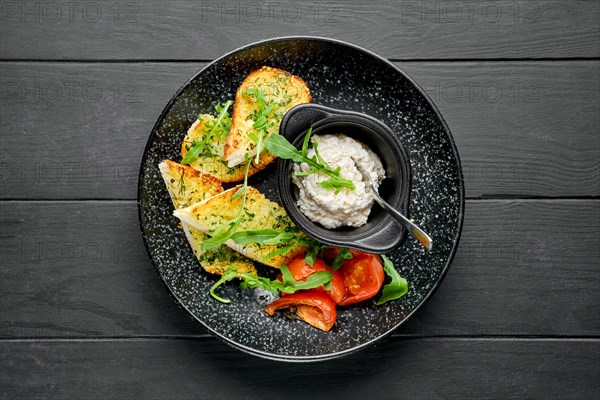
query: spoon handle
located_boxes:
[371,191,433,251]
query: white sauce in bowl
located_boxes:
[292,133,385,229]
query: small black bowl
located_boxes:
[277,104,411,253]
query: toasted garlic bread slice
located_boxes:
[160,159,223,208]
[182,116,272,182]
[223,66,311,168]
[173,186,307,268]
[159,160,256,275]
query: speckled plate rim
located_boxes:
[137,36,465,362]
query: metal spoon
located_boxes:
[356,162,433,251]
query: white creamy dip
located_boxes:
[292,133,385,229]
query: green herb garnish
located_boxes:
[181,100,233,165]
[229,228,320,264]
[243,88,277,163]
[262,244,297,262]
[201,157,252,251]
[304,246,319,266]
[331,247,353,270]
[209,265,333,303]
[230,229,295,245]
[264,128,356,194]
[376,255,409,305]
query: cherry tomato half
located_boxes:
[264,291,337,332]
[280,257,346,304]
[337,252,385,306]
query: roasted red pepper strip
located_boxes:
[264,291,337,332]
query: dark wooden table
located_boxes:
[1,1,599,399]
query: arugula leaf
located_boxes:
[201,159,252,251]
[209,100,233,137]
[238,275,280,295]
[180,140,205,165]
[312,141,327,166]
[301,125,312,157]
[263,102,277,117]
[331,247,353,270]
[294,236,322,248]
[253,116,268,130]
[181,100,233,165]
[304,246,319,266]
[376,255,409,305]
[264,129,356,193]
[230,229,294,245]
[209,267,333,303]
[279,264,294,285]
[243,88,276,163]
[262,244,296,262]
[319,178,344,193]
[283,270,332,293]
[293,169,317,177]
[209,268,238,303]
[201,222,236,251]
[264,133,306,162]
[263,232,296,245]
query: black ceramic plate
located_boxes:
[138,37,464,361]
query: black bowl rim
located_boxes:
[276,104,412,253]
[137,36,465,362]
